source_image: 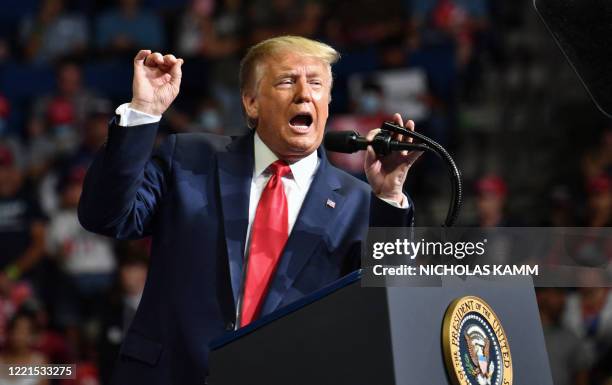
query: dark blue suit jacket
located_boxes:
[78,119,414,385]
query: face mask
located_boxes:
[359,92,382,115]
[199,110,221,132]
[52,124,73,138]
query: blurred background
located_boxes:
[0,0,610,384]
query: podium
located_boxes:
[207,271,553,385]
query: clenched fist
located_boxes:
[129,50,184,116]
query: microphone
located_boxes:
[324,130,429,156]
[324,123,463,227]
[323,131,369,153]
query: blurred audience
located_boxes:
[564,288,612,352]
[24,117,56,180]
[0,309,49,385]
[19,0,89,64]
[248,0,322,42]
[0,145,47,285]
[474,174,510,227]
[95,0,165,54]
[582,125,612,181]
[46,165,116,328]
[583,175,611,227]
[537,288,593,385]
[408,0,489,67]
[0,94,10,136]
[0,0,609,382]
[327,78,393,179]
[32,61,98,154]
[98,252,147,385]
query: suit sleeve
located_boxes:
[368,192,415,227]
[78,117,176,239]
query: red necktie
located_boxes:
[240,160,291,326]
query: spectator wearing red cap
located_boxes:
[0,93,28,174]
[472,174,521,265]
[34,100,112,218]
[32,61,98,155]
[0,93,9,136]
[475,174,509,227]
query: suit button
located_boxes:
[225,322,235,331]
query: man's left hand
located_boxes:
[364,113,423,206]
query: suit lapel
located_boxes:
[217,134,254,304]
[260,150,345,316]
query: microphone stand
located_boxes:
[375,122,463,227]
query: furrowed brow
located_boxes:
[276,71,298,79]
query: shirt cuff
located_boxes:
[378,193,410,209]
[115,103,162,127]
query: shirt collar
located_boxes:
[253,132,318,190]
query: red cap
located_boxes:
[67,166,86,184]
[475,175,507,197]
[74,361,99,383]
[587,175,611,194]
[48,98,74,125]
[0,145,14,167]
[0,94,9,118]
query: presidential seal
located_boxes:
[442,296,512,385]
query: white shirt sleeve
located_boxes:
[378,193,410,209]
[115,103,162,127]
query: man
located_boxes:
[78,36,421,385]
[0,145,47,283]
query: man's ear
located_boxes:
[242,92,258,122]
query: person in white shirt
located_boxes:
[47,165,115,327]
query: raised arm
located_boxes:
[77,50,183,239]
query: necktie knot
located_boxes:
[268,160,291,178]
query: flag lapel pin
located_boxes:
[326,199,336,208]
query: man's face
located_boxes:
[243,51,331,162]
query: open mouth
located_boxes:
[289,113,313,131]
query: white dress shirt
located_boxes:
[115,103,409,254]
[246,133,319,252]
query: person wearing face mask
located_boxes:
[357,81,386,116]
[78,36,422,385]
[326,79,391,179]
[192,98,224,134]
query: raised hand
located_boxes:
[129,50,184,116]
[364,113,423,205]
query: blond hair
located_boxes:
[240,36,340,128]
